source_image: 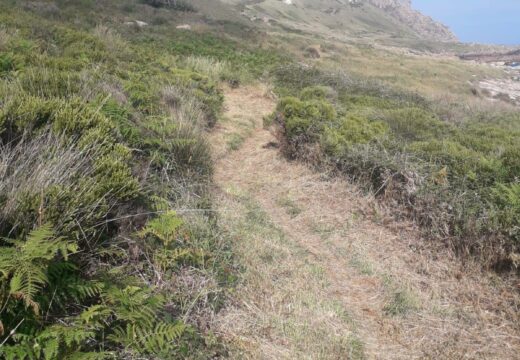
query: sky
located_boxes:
[412,0,520,45]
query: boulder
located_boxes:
[125,20,149,27]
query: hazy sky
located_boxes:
[412,0,520,45]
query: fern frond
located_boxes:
[79,305,112,327]
[68,351,114,360]
[0,224,77,314]
[149,195,171,211]
[139,322,186,355]
[102,286,165,327]
[0,342,35,360]
[21,223,77,261]
[108,321,186,355]
[47,261,104,307]
[36,324,95,351]
[9,266,47,313]
[138,211,183,246]
[153,247,207,272]
[0,248,17,278]
[42,337,60,360]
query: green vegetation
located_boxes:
[272,64,520,268]
[383,289,420,317]
[277,196,303,218]
[0,0,286,357]
[0,0,517,357]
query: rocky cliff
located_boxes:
[368,0,457,42]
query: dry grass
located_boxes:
[214,191,364,359]
[92,24,127,54]
[428,89,518,123]
[320,44,503,98]
[209,84,270,159]
[268,28,505,100]
[211,86,520,359]
[0,27,10,51]
[182,56,231,83]
[162,85,207,128]
[0,132,96,225]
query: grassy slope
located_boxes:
[0,0,518,358]
[212,85,519,360]
[0,0,284,358]
[224,1,520,268]
[271,61,520,267]
[224,0,418,41]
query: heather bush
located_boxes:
[272,66,520,267]
[300,85,337,101]
[322,117,386,158]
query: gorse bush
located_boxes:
[272,64,520,268]
[0,1,234,358]
[321,115,388,157]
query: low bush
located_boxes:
[272,66,520,268]
[0,52,21,75]
[300,85,337,101]
[321,115,388,157]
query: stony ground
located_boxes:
[479,77,520,105]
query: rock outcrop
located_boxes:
[367,0,457,42]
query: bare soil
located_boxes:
[211,85,520,359]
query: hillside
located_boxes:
[0,0,518,359]
[367,0,456,41]
[223,0,456,44]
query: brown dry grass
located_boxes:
[212,85,520,359]
[0,132,97,224]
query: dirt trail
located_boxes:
[211,85,519,359]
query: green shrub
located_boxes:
[491,183,520,244]
[0,95,56,139]
[125,77,160,114]
[142,0,196,12]
[456,123,520,154]
[0,52,22,75]
[100,98,142,146]
[340,94,396,111]
[53,27,108,65]
[272,65,520,266]
[500,146,520,181]
[0,1,251,356]
[278,97,336,139]
[17,67,83,98]
[322,115,388,157]
[383,107,450,141]
[300,85,337,101]
[409,140,505,185]
[154,29,285,76]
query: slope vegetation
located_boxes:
[0,0,518,358]
[0,0,280,357]
[212,84,519,359]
